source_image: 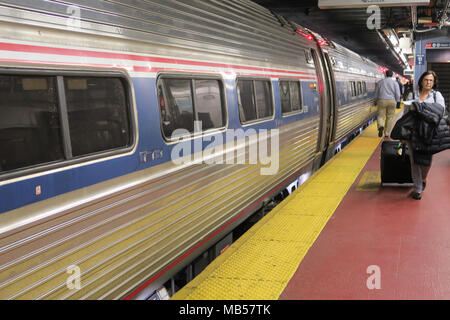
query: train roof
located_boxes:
[0,0,381,72]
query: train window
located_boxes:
[357,82,363,95]
[64,77,131,157]
[350,81,356,97]
[237,80,257,122]
[254,81,272,118]
[280,80,302,114]
[158,76,226,139]
[290,82,302,111]
[280,81,291,113]
[363,82,367,94]
[158,78,194,138]
[304,50,313,64]
[0,75,64,172]
[0,72,134,178]
[237,79,273,123]
[330,57,337,67]
[194,80,226,131]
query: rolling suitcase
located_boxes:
[380,140,413,185]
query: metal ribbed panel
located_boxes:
[327,41,380,143]
[210,0,279,25]
[172,121,383,300]
[0,0,312,65]
[328,41,380,77]
[335,101,373,141]
[0,116,320,299]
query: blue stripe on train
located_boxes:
[0,77,321,214]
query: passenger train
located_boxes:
[0,0,384,299]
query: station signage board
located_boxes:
[403,70,414,76]
[415,54,424,65]
[425,43,450,49]
[319,0,430,9]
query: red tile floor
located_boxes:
[280,145,450,300]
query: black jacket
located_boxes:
[414,101,446,144]
[391,102,450,165]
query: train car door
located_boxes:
[310,48,334,166]
[323,52,337,144]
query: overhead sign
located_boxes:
[415,54,424,65]
[425,42,450,49]
[318,0,430,9]
[403,70,414,76]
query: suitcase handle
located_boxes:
[396,142,408,160]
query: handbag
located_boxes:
[390,111,417,140]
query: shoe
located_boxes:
[378,127,384,137]
[422,182,426,190]
[411,191,422,200]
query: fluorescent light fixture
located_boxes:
[389,35,399,46]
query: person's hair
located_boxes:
[385,70,393,78]
[418,70,438,92]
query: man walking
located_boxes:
[375,70,401,138]
[395,76,404,109]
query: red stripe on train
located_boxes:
[0,42,315,76]
[0,58,317,79]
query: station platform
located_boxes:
[171,115,450,300]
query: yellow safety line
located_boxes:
[356,171,382,191]
[172,119,385,300]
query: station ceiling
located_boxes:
[253,0,450,75]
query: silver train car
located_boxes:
[0,0,382,299]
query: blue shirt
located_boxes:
[375,77,401,102]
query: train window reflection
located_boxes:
[290,82,302,111]
[280,80,302,114]
[237,79,273,123]
[254,81,272,118]
[357,81,362,95]
[0,75,64,172]
[195,80,226,131]
[280,81,291,113]
[65,77,131,157]
[238,80,256,122]
[159,79,194,137]
[350,81,357,97]
[158,76,226,140]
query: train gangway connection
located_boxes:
[172,118,450,300]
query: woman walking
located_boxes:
[406,71,446,200]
